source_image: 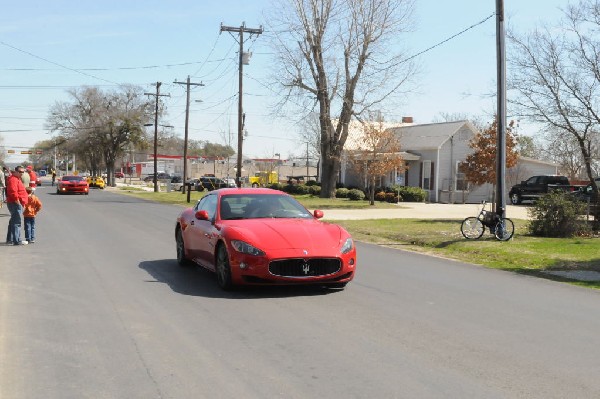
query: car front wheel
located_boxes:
[216,244,233,290]
[176,227,192,267]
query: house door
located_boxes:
[421,161,433,202]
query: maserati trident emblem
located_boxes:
[303,249,308,255]
[302,262,310,275]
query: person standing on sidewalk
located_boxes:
[5,166,29,245]
[26,165,37,189]
[23,186,42,243]
[0,165,5,206]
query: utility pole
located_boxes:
[145,82,170,192]
[220,22,263,187]
[174,76,204,198]
[495,0,507,219]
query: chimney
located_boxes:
[402,116,414,123]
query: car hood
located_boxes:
[225,218,345,252]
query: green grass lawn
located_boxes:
[115,187,600,289]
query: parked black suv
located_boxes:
[194,176,229,191]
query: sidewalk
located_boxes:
[321,202,531,220]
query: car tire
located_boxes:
[176,227,192,267]
[252,183,259,188]
[216,244,234,290]
[510,193,521,205]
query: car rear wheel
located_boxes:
[510,193,521,205]
[216,244,233,290]
[176,227,192,267]
[252,183,259,188]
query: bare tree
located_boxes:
[47,85,153,186]
[347,112,404,205]
[268,0,417,198]
[508,0,600,195]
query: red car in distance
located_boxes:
[57,175,89,195]
[175,188,357,290]
[114,171,125,178]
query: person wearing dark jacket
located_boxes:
[5,166,29,245]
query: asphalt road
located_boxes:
[1,185,600,398]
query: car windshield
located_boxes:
[62,176,84,182]
[219,194,313,220]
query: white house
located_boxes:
[341,120,559,203]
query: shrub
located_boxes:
[268,183,284,191]
[336,187,349,198]
[309,185,321,196]
[281,184,295,194]
[385,192,400,203]
[306,180,319,186]
[527,191,590,237]
[292,184,310,195]
[348,188,366,201]
[375,191,387,202]
[392,186,427,202]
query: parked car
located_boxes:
[57,175,89,195]
[170,175,195,192]
[175,188,356,290]
[143,172,172,182]
[87,175,105,189]
[224,178,237,188]
[509,175,573,205]
[194,176,229,191]
[114,171,125,178]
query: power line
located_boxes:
[0,40,119,85]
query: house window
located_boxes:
[455,162,467,190]
[422,161,431,190]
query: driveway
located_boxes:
[321,202,531,220]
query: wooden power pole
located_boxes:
[220,22,263,187]
[144,82,170,192]
[174,76,204,197]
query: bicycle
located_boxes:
[460,200,515,241]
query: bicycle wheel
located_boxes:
[494,218,514,241]
[460,217,484,239]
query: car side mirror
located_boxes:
[195,210,209,220]
[313,209,324,219]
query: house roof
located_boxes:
[389,120,475,150]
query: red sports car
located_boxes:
[57,175,89,195]
[175,188,357,290]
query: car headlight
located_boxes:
[340,238,354,254]
[231,240,265,256]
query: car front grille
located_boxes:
[269,258,341,277]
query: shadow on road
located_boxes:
[138,259,340,299]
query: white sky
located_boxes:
[0,0,570,165]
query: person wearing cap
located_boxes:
[23,186,42,243]
[26,165,37,189]
[5,166,29,245]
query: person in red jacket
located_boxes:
[27,165,37,188]
[5,166,29,245]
